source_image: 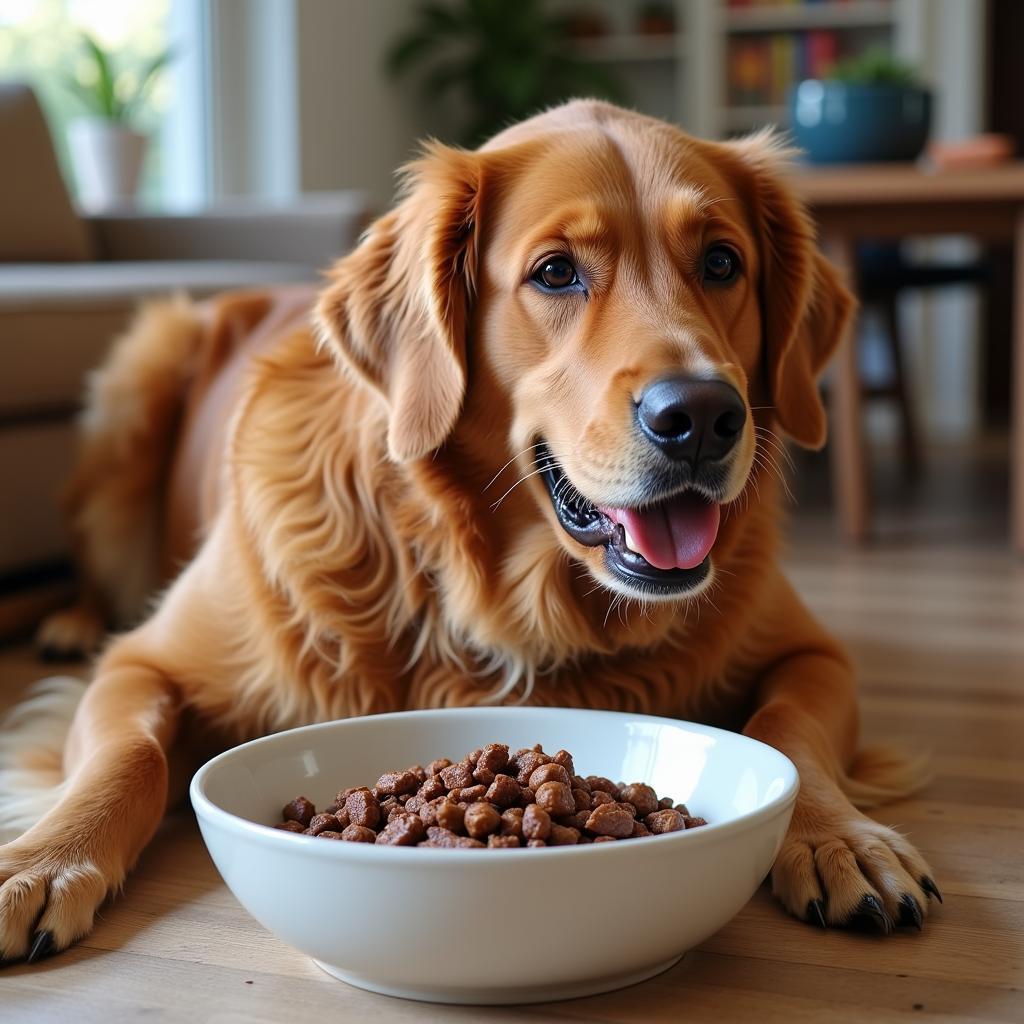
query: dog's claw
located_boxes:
[26,931,54,964]
[807,898,827,929]
[921,876,943,904]
[847,894,891,934]
[899,893,924,930]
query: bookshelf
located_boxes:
[569,0,921,140]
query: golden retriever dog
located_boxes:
[0,100,939,964]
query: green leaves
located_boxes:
[829,47,922,88]
[64,31,177,124]
[387,0,625,145]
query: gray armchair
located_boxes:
[0,82,370,586]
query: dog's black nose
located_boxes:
[636,377,746,463]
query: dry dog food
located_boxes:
[274,743,707,847]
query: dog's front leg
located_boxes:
[741,578,938,932]
[0,642,181,963]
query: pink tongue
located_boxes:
[599,494,721,570]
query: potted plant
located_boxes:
[790,47,932,164]
[388,0,623,146]
[64,33,175,209]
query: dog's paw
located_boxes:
[771,811,940,933]
[35,606,105,662]
[0,839,115,964]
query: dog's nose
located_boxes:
[636,377,746,463]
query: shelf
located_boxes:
[724,104,789,131]
[572,33,683,63]
[726,1,896,33]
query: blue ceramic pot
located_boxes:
[790,80,932,164]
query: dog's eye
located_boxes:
[532,257,579,290]
[703,245,739,284]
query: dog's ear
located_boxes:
[315,143,481,462]
[726,132,855,449]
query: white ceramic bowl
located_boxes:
[190,707,798,1005]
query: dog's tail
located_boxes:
[0,676,87,844]
[839,744,932,809]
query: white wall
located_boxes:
[294,0,436,210]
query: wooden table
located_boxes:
[793,162,1024,551]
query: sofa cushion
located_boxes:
[0,83,93,262]
[0,261,317,411]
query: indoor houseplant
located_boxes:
[64,33,174,209]
[790,47,932,164]
[388,0,623,146]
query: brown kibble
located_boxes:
[535,781,575,817]
[317,830,346,840]
[527,762,571,791]
[675,803,691,816]
[618,801,637,820]
[340,824,377,843]
[467,747,483,765]
[585,776,617,794]
[375,813,427,846]
[477,743,510,775]
[500,807,524,838]
[438,761,473,790]
[418,776,446,802]
[645,808,685,834]
[274,819,306,833]
[548,823,581,846]
[592,835,617,843]
[345,788,381,829]
[485,774,521,808]
[451,784,487,804]
[585,802,635,838]
[427,758,452,776]
[308,813,343,836]
[570,810,591,831]
[521,804,551,841]
[516,786,536,809]
[572,788,592,813]
[282,796,316,827]
[464,801,501,838]
[552,749,575,777]
[572,775,591,793]
[526,838,547,848]
[439,760,475,791]
[404,795,426,815]
[375,769,420,796]
[631,820,651,838]
[487,834,520,848]
[426,826,484,849]
[683,815,708,829]
[590,790,614,807]
[514,751,550,785]
[658,797,674,810]
[619,784,659,818]
[436,799,466,834]
[473,766,496,787]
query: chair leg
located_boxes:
[880,294,922,478]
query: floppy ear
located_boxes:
[315,143,481,462]
[728,132,856,449]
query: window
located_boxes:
[0,0,197,206]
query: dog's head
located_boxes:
[317,101,852,609]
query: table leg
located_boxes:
[1013,211,1024,554]
[823,233,870,544]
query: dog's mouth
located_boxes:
[536,443,720,595]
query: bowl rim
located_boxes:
[190,707,799,863]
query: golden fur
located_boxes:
[1,101,937,961]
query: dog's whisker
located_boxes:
[489,461,558,511]
[482,442,545,493]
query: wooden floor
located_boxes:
[1,442,1022,1023]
